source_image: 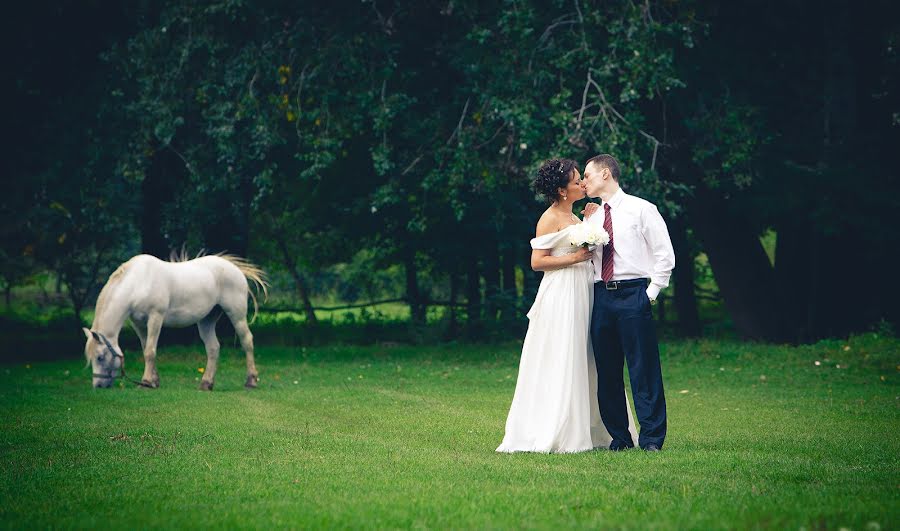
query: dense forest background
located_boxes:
[2,0,898,356]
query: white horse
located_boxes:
[83,253,268,390]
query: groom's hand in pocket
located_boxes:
[582,202,599,219]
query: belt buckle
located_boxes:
[606,281,618,291]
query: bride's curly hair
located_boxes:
[533,158,578,204]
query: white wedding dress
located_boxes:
[496,223,638,453]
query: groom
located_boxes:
[582,155,675,452]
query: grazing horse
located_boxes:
[83,253,268,390]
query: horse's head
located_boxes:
[82,328,123,388]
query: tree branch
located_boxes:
[247,69,259,100]
[401,154,424,176]
[259,297,469,314]
[584,70,663,168]
[474,121,508,149]
[445,97,470,146]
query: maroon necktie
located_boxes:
[601,203,614,282]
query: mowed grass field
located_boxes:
[1,334,897,529]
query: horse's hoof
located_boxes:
[244,375,258,389]
[199,380,214,391]
[141,379,159,389]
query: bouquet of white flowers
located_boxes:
[569,222,610,250]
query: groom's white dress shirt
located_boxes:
[587,188,675,301]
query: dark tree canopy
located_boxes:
[3,0,897,341]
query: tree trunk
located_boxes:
[773,217,814,343]
[500,245,518,322]
[669,217,701,337]
[403,246,425,325]
[466,258,481,336]
[447,269,459,338]
[520,251,538,304]
[65,249,105,327]
[142,147,178,258]
[799,1,872,340]
[483,240,501,322]
[203,192,248,256]
[275,234,317,323]
[201,160,250,257]
[65,279,84,326]
[690,188,783,341]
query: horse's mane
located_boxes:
[86,258,134,363]
[92,258,134,326]
[169,246,207,263]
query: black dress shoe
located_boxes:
[642,444,661,452]
[608,440,632,451]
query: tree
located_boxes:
[662,0,900,341]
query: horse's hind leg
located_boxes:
[141,313,164,388]
[225,313,258,388]
[197,312,222,391]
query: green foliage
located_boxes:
[9,1,896,339]
[688,97,767,191]
[5,1,701,329]
[102,0,698,296]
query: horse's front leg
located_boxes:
[130,320,147,352]
[197,313,221,391]
[141,313,164,388]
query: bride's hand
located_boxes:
[571,247,593,263]
[582,202,600,219]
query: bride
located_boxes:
[496,158,637,453]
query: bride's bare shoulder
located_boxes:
[535,208,563,237]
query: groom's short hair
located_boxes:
[586,154,620,181]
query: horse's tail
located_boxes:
[216,254,269,324]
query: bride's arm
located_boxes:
[530,216,592,272]
[531,248,589,272]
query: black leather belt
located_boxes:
[598,278,649,290]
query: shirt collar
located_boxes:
[603,188,626,209]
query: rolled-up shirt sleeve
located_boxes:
[642,205,675,300]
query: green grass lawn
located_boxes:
[1,334,897,529]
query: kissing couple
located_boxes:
[497,154,675,453]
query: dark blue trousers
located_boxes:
[590,280,667,449]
